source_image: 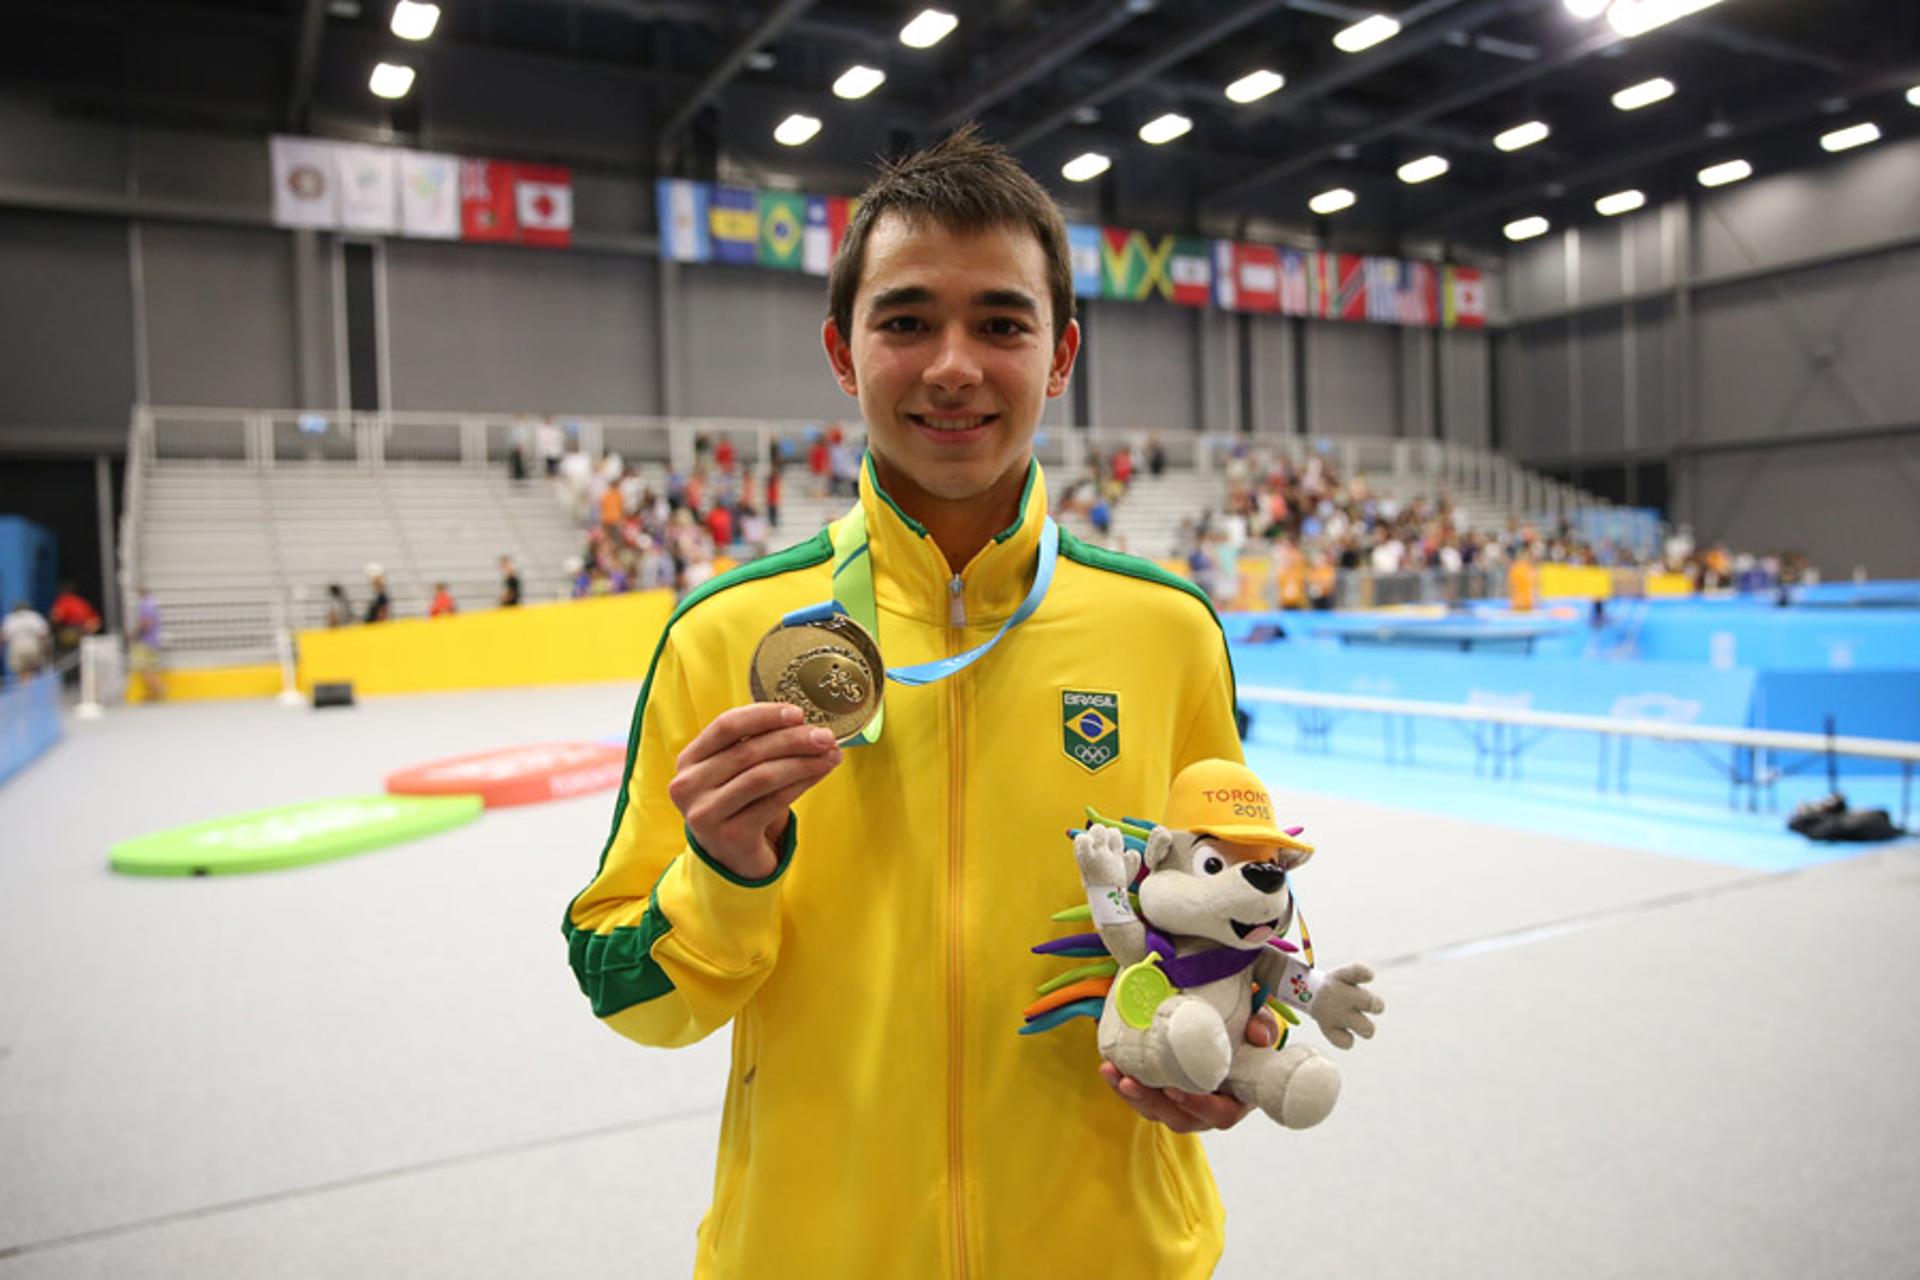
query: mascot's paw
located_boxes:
[1260,1045,1341,1130]
[1074,825,1138,891]
[1162,999,1233,1094]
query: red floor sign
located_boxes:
[386,742,626,808]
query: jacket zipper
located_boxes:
[945,572,969,1279]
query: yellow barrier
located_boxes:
[1537,564,1615,600]
[1646,572,1693,597]
[296,591,677,697]
[126,663,283,705]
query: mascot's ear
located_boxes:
[1143,827,1179,874]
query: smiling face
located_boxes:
[1140,831,1295,950]
[823,213,1080,536]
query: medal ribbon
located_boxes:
[782,502,1059,746]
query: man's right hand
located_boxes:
[667,702,843,881]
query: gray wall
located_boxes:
[388,239,657,415]
[0,212,137,453]
[1500,134,1920,574]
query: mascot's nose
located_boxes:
[1239,862,1286,894]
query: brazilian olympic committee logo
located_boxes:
[1062,690,1120,774]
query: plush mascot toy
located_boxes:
[1023,759,1383,1130]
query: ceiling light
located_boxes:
[773,113,821,146]
[1505,215,1551,241]
[1061,152,1112,182]
[390,1,439,40]
[1309,187,1356,215]
[1333,14,1401,53]
[369,62,415,99]
[899,9,958,49]
[1563,0,1609,16]
[1225,69,1285,103]
[1696,158,1752,187]
[833,65,886,99]
[1606,0,1723,38]
[1396,154,1450,184]
[1820,122,1881,152]
[1612,77,1676,111]
[1594,189,1646,216]
[1494,120,1550,152]
[745,51,777,71]
[1138,113,1192,145]
[1908,85,1920,107]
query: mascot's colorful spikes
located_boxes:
[1066,826,1146,855]
[1019,998,1106,1035]
[1022,977,1116,1022]
[1035,959,1119,996]
[1083,805,1154,843]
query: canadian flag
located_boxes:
[514,165,573,247]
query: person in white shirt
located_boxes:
[3,602,52,680]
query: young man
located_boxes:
[564,128,1259,1278]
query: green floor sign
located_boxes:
[110,794,484,877]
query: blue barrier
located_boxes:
[0,676,63,789]
[0,516,59,614]
[1753,672,1920,778]
[1631,600,1920,670]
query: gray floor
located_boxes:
[2,686,1915,1278]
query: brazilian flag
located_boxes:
[757,192,806,271]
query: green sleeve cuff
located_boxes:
[685,817,798,889]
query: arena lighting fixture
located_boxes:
[1612,77,1676,111]
[1606,0,1723,38]
[1504,215,1551,241]
[1333,14,1400,53]
[1308,187,1356,215]
[832,66,886,99]
[1820,122,1881,152]
[1494,120,1551,152]
[1908,85,1920,108]
[1594,188,1646,216]
[773,113,822,146]
[899,9,958,49]
[1061,152,1112,182]
[389,1,439,41]
[368,62,415,99]
[1225,69,1285,103]
[1396,154,1450,184]
[1563,0,1609,17]
[1138,113,1192,145]
[1696,158,1752,187]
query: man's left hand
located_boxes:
[1098,1008,1280,1134]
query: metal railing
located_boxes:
[1241,685,1919,824]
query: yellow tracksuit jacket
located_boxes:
[566,459,1244,1278]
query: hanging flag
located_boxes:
[757,191,806,270]
[398,151,460,239]
[1068,224,1103,299]
[333,143,398,233]
[270,136,338,229]
[1444,265,1487,328]
[460,159,518,242]
[1212,241,1237,310]
[514,165,573,247]
[1332,253,1368,321]
[1401,262,1439,326]
[657,179,711,264]
[1365,257,1404,325]
[1278,248,1311,316]
[1169,237,1211,307]
[1101,229,1173,301]
[1236,243,1280,313]
[709,186,758,265]
[803,195,855,275]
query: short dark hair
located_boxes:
[828,123,1075,344]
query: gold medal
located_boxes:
[750,613,885,743]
